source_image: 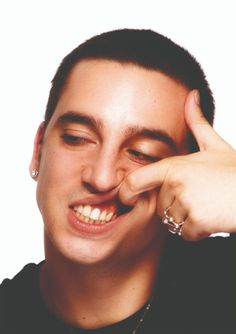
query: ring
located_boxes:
[162,206,185,236]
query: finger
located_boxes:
[159,190,187,235]
[185,90,230,151]
[163,200,187,224]
[156,177,175,217]
[119,158,173,205]
[180,217,210,241]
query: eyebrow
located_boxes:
[124,127,178,152]
[56,111,178,152]
[56,111,102,130]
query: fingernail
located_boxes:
[194,90,200,105]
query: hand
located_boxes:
[119,90,236,240]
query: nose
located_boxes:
[81,147,125,193]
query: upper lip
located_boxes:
[70,187,120,206]
[70,187,132,214]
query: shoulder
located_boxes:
[0,262,71,333]
[0,262,45,332]
[0,262,41,300]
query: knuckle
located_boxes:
[188,209,200,225]
[177,191,189,207]
[182,230,206,242]
[165,160,185,189]
[188,210,211,236]
[167,170,182,188]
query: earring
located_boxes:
[31,169,39,178]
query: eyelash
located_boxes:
[61,134,90,146]
[127,149,159,164]
[61,134,159,163]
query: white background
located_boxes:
[0,0,236,282]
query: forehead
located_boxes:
[50,59,189,150]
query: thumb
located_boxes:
[185,90,226,151]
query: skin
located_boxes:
[31,60,189,263]
[30,59,236,328]
[120,90,236,240]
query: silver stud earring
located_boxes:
[31,169,39,178]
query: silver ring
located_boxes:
[162,206,185,236]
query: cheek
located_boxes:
[149,189,159,213]
[39,147,90,181]
[131,190,159,230]
[36,149,75,208]
[129,192,162,248]
[36,145,98,203]
[40,150,68,183]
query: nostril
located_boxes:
[81,155,126,193]
[82,180,121,196]
[82,182,102,194]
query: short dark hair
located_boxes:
[44,29,215,151]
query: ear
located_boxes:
[29,122,45,179]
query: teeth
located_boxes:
[90,208,101,220]
[99,210,107,221]
[78,205,83,214]
[74,205,116,224]
[84,216,90,223]
[82,205,91,217]
[105,212,114,222]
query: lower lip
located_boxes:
[67,209,125,235]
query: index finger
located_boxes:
[119,158,172,205]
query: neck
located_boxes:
[40,233,167,329]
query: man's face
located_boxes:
[32,60,189,265]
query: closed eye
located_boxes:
[127,149,160,164]
[61,133,91,146]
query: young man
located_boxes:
[1,29,236,333]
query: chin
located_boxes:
[44,230,120,267]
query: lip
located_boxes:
[67,207,131,235]
[70,187,121,207]
[69,189,132,218]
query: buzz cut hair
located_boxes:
[44,29,215,151]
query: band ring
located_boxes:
[162,206,185,236]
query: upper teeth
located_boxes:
[74,205,116,224]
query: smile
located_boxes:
[73,203,131,225]
[73,205,117,225]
